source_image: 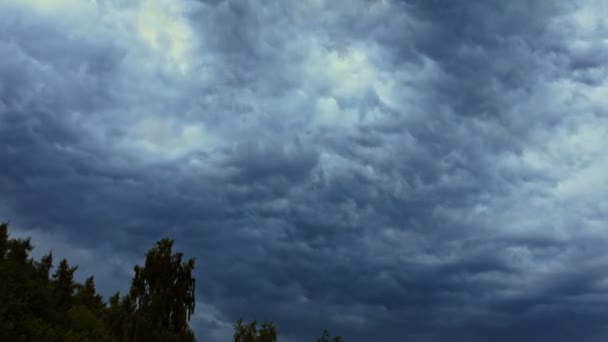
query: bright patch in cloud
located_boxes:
[127,117,216,160]
[137,0,194,74]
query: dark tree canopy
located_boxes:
[130,238,196,336]
[233,319,278,342]
[53,259,78,312]
[316,329,345,342]
[0,222,8,260]
[0,222,197,342]
[1,221,346,341]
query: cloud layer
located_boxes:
[2,0,608,341]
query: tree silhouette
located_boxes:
[1,221,346,341]
[258,321,278,342]
[233,319,278,342]
[53,259,78,312]
[6,236,32,263]
[129,238,196,337]
[0,222,199,341]
[75,276,105,312]
[317,329,345,342]
[0,222,8,260]
[36,251,53,279]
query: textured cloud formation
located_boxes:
[2,0,608,341]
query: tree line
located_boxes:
[0,222,344,341]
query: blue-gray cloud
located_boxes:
[2,0,608,341]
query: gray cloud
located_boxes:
[2,0,608,341]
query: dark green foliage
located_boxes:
[36,252,54,279]
[316,329,344,342]
[53,259,78,312]
[0,222,8,260]
[258,321,278,342]
[0,222,196,341]
[75,276,105,312]
[233,319,278,342]
[1,221,345,341]
[0,224,58,341]
[129,238,196,340]
[6,236,32,263]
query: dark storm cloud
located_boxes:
[2,0,608,341]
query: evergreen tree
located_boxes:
[53,259,78,312]
[104,292,128,339]
[0,222,202,341]
[0,222,52,341]
[36,251,54,279]
[0,222,8,260]
[6,236,32,263]
[75,276,104,312]
[1,222,345,342]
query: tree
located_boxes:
[6,236,33,263]
[233,319,278,342]
[53,258,78,312]
[128,238,196,340]
[0,223,53,341]
[234,319,257,342]
[104,292,128,339]
[36,251,53,279]
[258,321,278,342]
[0,222,8,260]
[0,222,200,341]
[75,276,104,312]
[317,329,345,342]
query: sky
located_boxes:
[2,0,608,341]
